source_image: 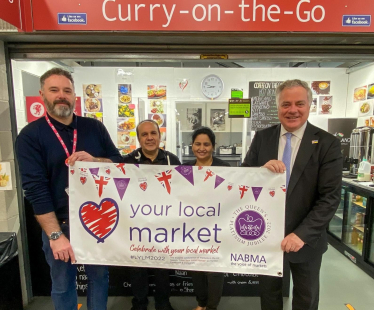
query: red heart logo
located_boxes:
[139,182,147,191]
[269,191,275,197]
[198,166,203,170]
[79,198,119,243]
[179,79,188,91]
[228,185,233,191]
[105,169,111,175]
[70,169,75,175]
[80,177,87,185]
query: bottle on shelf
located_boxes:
[357,158,371,181]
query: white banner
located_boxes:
[69,162,286,277]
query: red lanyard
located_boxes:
[45,115,77,166]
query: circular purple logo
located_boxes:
[235,210,266,241]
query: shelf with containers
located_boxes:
[327,179,374,279]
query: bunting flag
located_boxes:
[79,168,88,185]
[115,163,126,174]
[113,178,130,200]
[93,175,111,197]
[239,185,249,199]
[89,168,100,177]
[175,166,194,186]
[252,187,263,201]
[214,175,225,189]
[155,170,172,194]
[204,169,215,182]
[138,178,148,191]
[80,176,87,185]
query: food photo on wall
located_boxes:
[148,85,167,100]
[118,84,132,103]
[358,100,373,117]
[117,131,136,148]
[149,99,164,113]
[84,112,103,123]
[148,113,166,128]
[354,85,367,102]
[118,104,135,117]
[310,97,318,114]
[367,83,374,99]
[117,117,136,131]
[0,162,12,190]
[83,84,102,99]
[84,98,103,113]
[159,127,167,150]
[318,96,333,115]
[311,80,331,95]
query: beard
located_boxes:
[44,98,75,118]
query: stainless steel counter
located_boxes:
[342,177,374,193]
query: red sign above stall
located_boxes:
[0,0,22,29]
[30,0,374,32]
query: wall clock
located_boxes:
[201,74,224,99]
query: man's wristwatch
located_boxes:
[48,231,63,240]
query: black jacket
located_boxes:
[183,156,231,167]
[122,148,181,165]
[242,122,342,263]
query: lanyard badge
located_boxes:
[45,115,77,166]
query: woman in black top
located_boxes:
[183,127,230,310]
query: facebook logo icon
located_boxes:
[58,13,87,25]
[343,15,371,27]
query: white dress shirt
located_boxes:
[278,122,307,173]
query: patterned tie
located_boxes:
[282,132,292,188]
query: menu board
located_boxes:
[249,81,282,131]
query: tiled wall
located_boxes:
[0,40,27,305]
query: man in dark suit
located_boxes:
[242,79,342,310]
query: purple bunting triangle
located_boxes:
[252,187,263,201]
[214,175,225,189]
[113,178,130,200]
[175,166,194,185]
[134,164,139,168]
[89,168,99,176]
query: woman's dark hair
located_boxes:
[192,127,216,146]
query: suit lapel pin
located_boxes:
[312,140,318,144]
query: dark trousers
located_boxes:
[191,271,224,310]
[259,254,323,310]
[129,267,171,310]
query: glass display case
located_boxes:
[369,212,374,265]
[328,187,345,240]
[343,192,366,255]
[327,179,374,279]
